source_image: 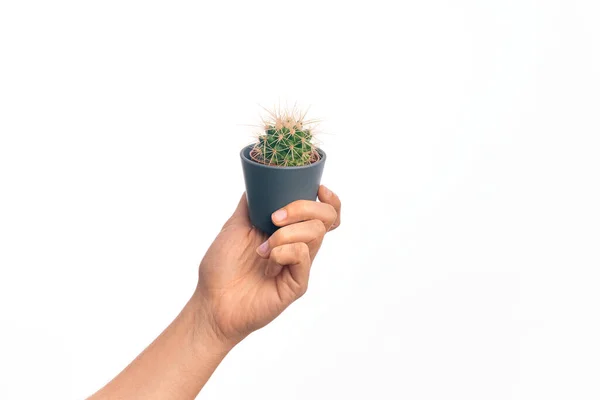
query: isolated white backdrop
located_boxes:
[1,1,599,399]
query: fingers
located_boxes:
[317,185,342,231]
[256,219,326,259]
[266,243,311,297]
[271,191,338,231]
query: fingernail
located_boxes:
[257,240,270,256]
[323,186,332,197]
[272,209,287,223]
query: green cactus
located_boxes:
[250,107,320,167]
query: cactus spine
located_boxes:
[250,107,320,167]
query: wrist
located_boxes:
[183,294,239,357]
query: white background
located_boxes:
[1,1,599,399]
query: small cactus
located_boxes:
[250,106,320,167]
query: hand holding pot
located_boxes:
[193,185,341,348]
[88,187,341,400]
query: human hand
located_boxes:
[88,185,340,400]
[192,185,341,349]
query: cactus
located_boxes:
[250,106,320,167]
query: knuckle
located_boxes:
[271,245,283,257]
[295,242,310,258]
[327,204,338,223]
[271,227,291,246]
[326,203,336,216]
[295,279,309,298]
[298,283,308,297]
[299,200,311,217]
[288,200,306,216]
[331,217,341,230]
[300,276,310,295]
[269,246,283,263]
[313,219,327,236]
[278,229,291,244]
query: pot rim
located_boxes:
[240,144,327,170]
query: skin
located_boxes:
[89,185,342,400]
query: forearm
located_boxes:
[89,295,233,400]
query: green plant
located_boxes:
[250,106,320,167]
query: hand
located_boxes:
[193,185,342,348]
[88,185,341,400]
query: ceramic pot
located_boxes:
[240,144,326,235]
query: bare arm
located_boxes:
[89,185,342,399]
[88,297,232,399]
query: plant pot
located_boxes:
[240,144,327,235]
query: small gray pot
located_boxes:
[240,144,326,235]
